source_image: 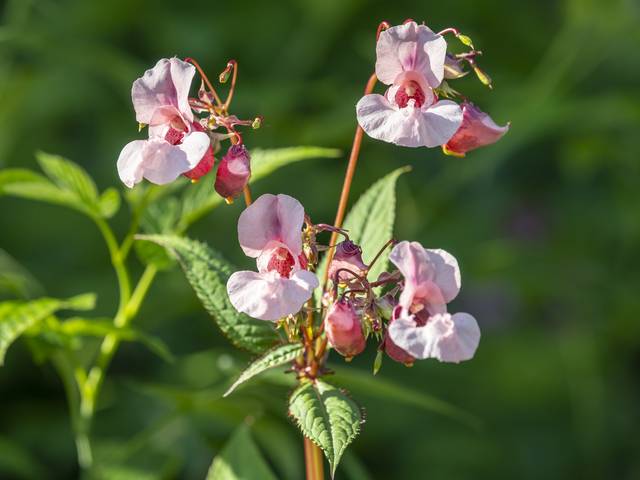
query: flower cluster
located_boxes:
[117,57,257,202]
[356,21,509,154]
[226,193,480,368]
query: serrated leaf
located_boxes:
[224,343,304,397]
[207,424,277,480]
[0,293,96,365]
[138,235,280,354]
[288,380,363,477]
[36,151,99,205]
[179,146,341,230]
[99,187,121,218]
[317,167,409,301]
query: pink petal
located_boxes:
[376,21,447,88]
[426,249,461,303]
[237,194,305,258]
[388,312,480,362]
[117,140,146,188]
[175,131,211,169]
[226,269,318,321]
[444,102,510,156]
[356,95,462,148]
[132,58,195,126]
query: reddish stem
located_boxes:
[222,60,238,111]
[184,58,224,107]
[322,72,378,289]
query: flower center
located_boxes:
[165,127,185,145]
[395,81,426,109]
[267,247,296,278]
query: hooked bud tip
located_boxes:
[457,33,475,49]
[252,116,263,129]
[472,64,493,88]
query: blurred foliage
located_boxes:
[1,0,639,478]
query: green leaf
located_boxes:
[55,317,174,363]
[0,169,48,193]
[0,249,43,300]
[36,151,99,205]
[137,235,280,354]
[317,167,409,301]
[0,293,96,365]
[288,380,363,477]
[224,343,304,397]
[331,366,481,429]
[207,424,278,480]
[99,187,121,218]
[179,146,341,230]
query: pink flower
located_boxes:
[327,240,368,283]
[356,21,463,148]
[117,58,212,187]
[385,241,480,363]
[443,101,510,157]
[324,300,366,359]
[227,194,319,321]
[214,144,251,200]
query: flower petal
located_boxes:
[426,249,461,303]
[117,140,146,188]
[356,95,462,148]
[226,269,318,321]
[444,102,510,156]
[388,312,480,362]
[376,21,447,88]
[237,194,305,258]
[136,138,203,185]
[176,131,211,169]
[132,58,195,125]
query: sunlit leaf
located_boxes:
[288,380,363,477]
[99,187,121,218]
[0,293,96,365]
[36,151,99,205]
[0,249,43,300]
[138,235,280,353]
[135,197,181,270]
[224,343,304,397]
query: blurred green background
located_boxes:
[1,0,640,478]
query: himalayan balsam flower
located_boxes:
[356,21,463,148]
[443,101,510,156]
[227,194,319,321]
[214,144,251,200]
[117,58,213,188]
[325,299,366,359]
[385,241,480,363]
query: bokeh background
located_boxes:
[1,0,639,478]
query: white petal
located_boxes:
[388,312,480,363]
[176,131,211,169]
[139,139,191,185]
[117,140,146,188]
[426,248,461,303]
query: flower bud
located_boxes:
[327,240,368,283]
[214,144,251,200]
[324,300,366,360]
[443,102,510,157]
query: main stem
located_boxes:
[322,72,378,288]
[304,437,325,480]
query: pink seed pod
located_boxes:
[327,240,368,283]
[214,144,251,200]
[324,299,366,360]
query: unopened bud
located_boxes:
[373,349,383,375]
[219,70,231,84]
[328,240,368,283]
[457,33,475,49]
[324,300,366,360]
[251,116,262,129]
[214,144,251,200]
[138,123,146,132]
[472,64,493,89]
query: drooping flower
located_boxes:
[214,144,251,201]
[443,101,510,157]
[327,240,368,283]
[227,194,319,321]
[385,241,480,363]
[324,299,366,359]
[356,21,463,148]
[117,58,213,188]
